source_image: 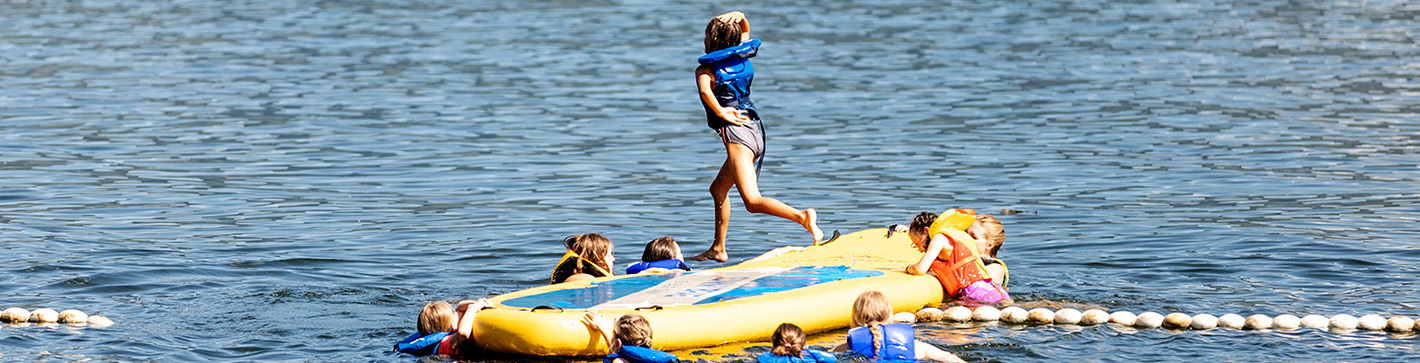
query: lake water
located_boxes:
[2,0,1418,361]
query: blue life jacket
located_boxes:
[605,345,680,363]
[846,324,915,360]
[626,259,692,274]
[392,331,449,356]
[757,349,838,363]
[699,39,761,129]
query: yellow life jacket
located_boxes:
[550,250,614,284]
[925,209,999,297]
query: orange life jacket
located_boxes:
[925,209,1000,298]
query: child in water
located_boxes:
[552,233,616,284]
[691,10,822,263]
[831,291,963,362]
[894,210,1009,290]
[626,236,692,274]
[583,311,681,363]
[897,210,1009,304]
[393,299,491,356]
[758,323,837,363]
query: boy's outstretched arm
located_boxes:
[714,11,750,42]
[450,299,491,346]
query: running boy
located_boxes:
[692,10,822,263]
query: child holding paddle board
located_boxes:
[897,210,1010,304]
[583,311,681,363]
[691,10,822,263]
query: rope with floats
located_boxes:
[900,305,1417,333]
[1,307,113,328]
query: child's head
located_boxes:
[417,301,455,336]
[614,313,655,348]
[969,214,1005,257]
[906,212,938,250]
[641,236,682,262]
[851,290,893,328]
[564,233,615,271]
[704,17,742,53]
[770,322,806,357]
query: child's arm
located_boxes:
[713,11,750,42]
[915,340,966,362]
[449,299,491,346]
[582,311,621,353]
[830,341,850,352]
[906,234,951,275]
[696,67,752,126]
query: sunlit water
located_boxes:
[2,0,1418,361]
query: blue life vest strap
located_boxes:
[606,345,681,363]
[626,259,692,274]
[756,349,839,363]
[698,38,761,65]
[846,324,915,360]
[393,331,449,356]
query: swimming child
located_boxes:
[831,291,963,362]
[897,209,1010,304]
[583,311,681,363]
[393,299,491,356]
[626,236,693,274]
[552,233,616,284]
[758,323,837,363]
[691,10,823,263]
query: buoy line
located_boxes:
[1,307,113,328]
[900,306,1416,333]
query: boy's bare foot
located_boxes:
[688,249,728,263]
[805,208,824,245]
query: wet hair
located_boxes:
[418,301,454,336]
[641,236,679,262]
[770,323,806,357]
[551,233,613,283]
[704,18,742,53]
[615,313,655,348]
[908,212,938,241]
[976,214,1005,256]
[852,290,893,357]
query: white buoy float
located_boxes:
[1299,314,1329,329]
[1081,309,1110,325]
[1027,308,1055,324]
[1244,314,1273,330]
[945,306,973,322]
[28,308,58,324]
[1,308,30,324]
[1190,313,1218,330]
[1109,311,1137,326]
[893,312,917,324]
[57,310,88,325]
[1055,308,1082,325]
[972,306,1001,322]
[1329,314,1358,331]
[1134,312,1164,329]
[1272,314,1301,330]
[1386,316,1415,333]
[86,315,113,328]
[915,307,944,322]
[1000,306,1029,324]
[1161,313,1191,329]
[1357,314,1386,331]
[1217,314,1245,330]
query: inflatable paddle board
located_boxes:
[472,228,944,356]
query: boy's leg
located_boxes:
[690,158,737,262]
[724,143,823,244]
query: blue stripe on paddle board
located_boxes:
[500,266,882,309]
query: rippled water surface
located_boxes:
[3,0,1419,361]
